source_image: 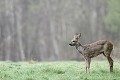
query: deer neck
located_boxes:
[75,42,86,55]
[75,42,86,49]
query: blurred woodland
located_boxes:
[0,0,120,61]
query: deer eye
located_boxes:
[73,41,77,42]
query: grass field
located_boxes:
[0,61,120,80]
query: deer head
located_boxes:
[69,33,81,47]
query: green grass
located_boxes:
[0,61,120,80]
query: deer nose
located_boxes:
[69,43,72,46]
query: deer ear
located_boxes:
[78,33,81,37]
[75,33,78,35]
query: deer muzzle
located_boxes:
[69,42,76,46]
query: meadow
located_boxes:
[0,61,120,80]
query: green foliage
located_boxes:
[0,61,120,80]
[105,0,120,34]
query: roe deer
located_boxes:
[69,33,113,73]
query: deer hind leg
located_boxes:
[107,56,113,72]
[103,52,113,72]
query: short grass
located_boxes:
[0,61,120,80]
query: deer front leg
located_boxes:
[85,59,87,73]
[85,58,91,73]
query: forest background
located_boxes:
[0,0,119,61]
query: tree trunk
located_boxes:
[14,0,25,61]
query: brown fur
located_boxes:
[69,33,113,73]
